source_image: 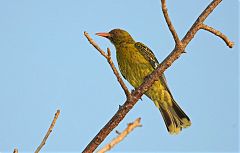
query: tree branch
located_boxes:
[182,0,224,46]
[34,109,60,153]
[97,118,142,153]
[161,0,182,45]
[200,24,234,48]
[84,32,131,99]
[83,0,233,152]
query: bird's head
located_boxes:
[96,29,135,46]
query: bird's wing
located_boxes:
[134,42,159,69]
[135,42,173,96]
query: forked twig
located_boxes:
[97,118,142,153]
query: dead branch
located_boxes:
[34,109,60,153]
[84,32,131,99]
[161,0,181,45]
[200,24,234,48]
[97,118,142,153]
[83,0,233,152]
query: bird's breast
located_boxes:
[116,44,154,88]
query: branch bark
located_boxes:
[83,0,233,152]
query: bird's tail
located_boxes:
[159,100,191,134]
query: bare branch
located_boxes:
[161,0,181,45]
[182,0,223,46]
[84,32,131,98]
[83,0,232,152]
[97,118,142,153]
[34,110,60,153]
[106,48,131,98]
[84,32,108,59]
[200,24,234,48]
[13,148,18,153]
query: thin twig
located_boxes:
[84,32,108,59]
[97,118,142,153]
[83,0,233,152]
[161,0,181,45]
[13,148,18,153]
[106,48,131,98]
[200,24,234,48]
[84,32,131,98]
[34,110,60,153]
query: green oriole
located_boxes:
[96,29,191,134]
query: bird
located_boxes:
[96,29,191,134]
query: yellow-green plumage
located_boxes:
[96,29,191,134]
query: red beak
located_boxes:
[95,32,111,38]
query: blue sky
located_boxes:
[0,0,238,152]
